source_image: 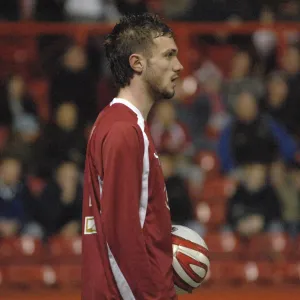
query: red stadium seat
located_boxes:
[0,237,45,264]
[196,201,226,229]
[27,176,46,197]
[246,233,293,261]
[53,264,81,287]
[28,79,50,122]
[293,235,300,259]
[5,265,57,288]
[48,236,82,263]
[0,126,9,151]
[205,232,241,260]
[195,150,220,179]
[0,267,7,288]
[205,261,245,285]
[200,177,236,202]
[281,262,300,283]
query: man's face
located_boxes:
[143,36,183,100]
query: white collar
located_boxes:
[110,98,144,120]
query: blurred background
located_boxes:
[0,1,300,300]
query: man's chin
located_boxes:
[162,89,175,100]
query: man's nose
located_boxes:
[174,57,184,72]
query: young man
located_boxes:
[81,13,183,300]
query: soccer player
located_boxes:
[81,13,183,300]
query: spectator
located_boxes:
[50,44,97,126]
[36,161,82,238]
[0,0,20,21]
[223,50,264,112]
[270,161,300,237]
[65,0,105,22]
[225,163,283,237]
[150,101,193,156]
[281,45,300,78]
[219,91,298,174]
[34,0,66,22]
[115,0,148,16]
[0,75,39,130]
[189,0,260,22]
[252,6,277,75]
[0,156,33,237]
[262,72,300,138]
[278,0,300,22]
[191,69,229,150]
[34,102,86,178]
[160,153,204,235]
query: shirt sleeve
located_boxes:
[99,122,165,299]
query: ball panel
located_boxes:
[173,271,193,293]
[172,256,199,288]
[172,235,210,262]
[172,225,210,294]
[172,225,208,249]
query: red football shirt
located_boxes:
[81,98,177,300]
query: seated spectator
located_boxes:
[262,72,300,138]
[150,100,193,156]
[50,44,97,126]
[225,163,283,237]
[36,161,82,238]
[278,0,300,22]
[0,74,39,130]
[0,156,34,237]
[191,69,229,150]
[34,102,86,178]
[4,116,40,171]
[270,161,300,237]
[223,50,264,113]
[160,153,204,235]
[219,91,298,174]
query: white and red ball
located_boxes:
[171,225,210,294]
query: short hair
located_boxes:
[104,13,173,88]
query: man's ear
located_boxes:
[129,54,144,74]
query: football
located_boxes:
[172,225,210,294]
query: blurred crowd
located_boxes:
[0,0,300,23]
[0,1,300,245]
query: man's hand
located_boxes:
[60,221,80,237]
[0,220,19,237]
[237,214,264,237]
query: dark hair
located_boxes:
[104,13,173,88]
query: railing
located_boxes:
[0,22,299,76]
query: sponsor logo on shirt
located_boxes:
[84,216,97,235]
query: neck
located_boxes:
[117,80,155,120]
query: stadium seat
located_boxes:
[246,233,293,261]
[205,261,245,285]
[27,176,46,197]
[196,201,226,229]
[293,235,300,259]
[5,265,57,288]
[48,236,82,263]
[0,237,45,264]
[28,79,50,122]
[53,264,81,288]
[205,232,241,260]
[0,267,7,288]
[195,150,220,179]
[0,126,9,151]
[280,261,300,283]
[200,177,236,202]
